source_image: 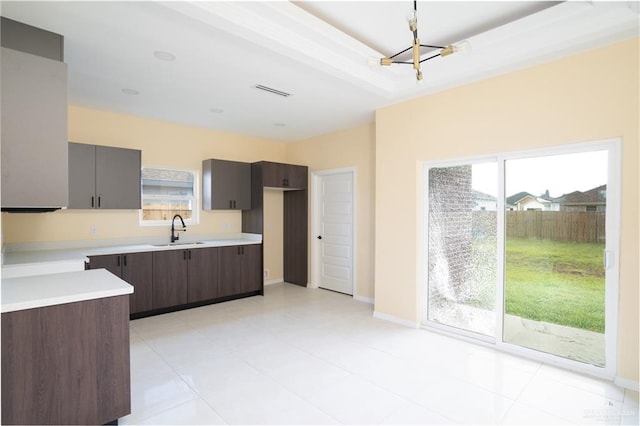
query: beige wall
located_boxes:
[263,190,284,281]
[375,38,639,382]
[286,123,376,299]
[1,106,287,275]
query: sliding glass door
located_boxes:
[503,150,609,367]
[426,161,498,338]
[423,141,619,374]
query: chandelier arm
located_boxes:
[419,53,443,63]
[390,60,415,65]
[420,44,447,50]
[388,46,415,59]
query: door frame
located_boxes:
[420,138,621,380]
[311,167,357,297]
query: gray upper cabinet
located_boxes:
[202,159,251,210]
[69,142,141,209]
[0,47,68,210]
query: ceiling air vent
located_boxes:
[254,84,291,98]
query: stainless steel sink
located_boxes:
[152,241,205,247]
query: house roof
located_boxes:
[552,184,607,205]
[506,192,534,205]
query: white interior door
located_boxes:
[317,171,354,295]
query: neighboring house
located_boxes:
[505,191,554,211]
[472,190,497,211]
[550,184,606,212]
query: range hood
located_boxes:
[1,18,69,213]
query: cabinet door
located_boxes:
[284,164,308,190]
[68,142,97,209]
[1,47,68,209]
[121,252,153,314]
[95,145,141,209]
[261,162,287,188]
[153,250,188,309]
[89,254,122,277]
[218,246,242,297]
[203,159,251,210]
[187,247,219,303]
[240,244,262,293]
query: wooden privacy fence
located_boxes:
[505,211,606,243]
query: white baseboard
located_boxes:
[373,311,419,328]
[264,278,284,286]
[354,295,374,304]
[614,376,640,391]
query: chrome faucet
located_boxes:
[171,214,186,243]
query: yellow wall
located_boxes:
[286,123,376,299]
[375,38,639,382]
[263,190,284,281]
[1,106,287,276]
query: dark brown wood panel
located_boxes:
[89,253,122,277]
[284,189,308,286]
[285,164,308,189]
[218,245,242,297]
[153,250,188,309]
[240,244,263,293]
[261,161,287,187]
[187,247,219,303]
[95,296,131,424]
[242,162,264,234]
[121,251,153,314]
[1,296,130,425]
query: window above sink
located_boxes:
[140,167,198,227]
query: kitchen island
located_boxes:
[1,269,133,425]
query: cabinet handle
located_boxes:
[229,200,233,208]
[232,200,236,208]
[117,256,120,267]
[188,250,192,260]
[241,246,245,255]
[183,250,187,260]
[98,196,101,208]
[91,196,95,208]
[123,255,127,267]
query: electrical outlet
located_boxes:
[263,270,269,279]
[90,226,97,236]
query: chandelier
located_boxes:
[379,0,470,82]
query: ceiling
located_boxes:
[1,1,638,142]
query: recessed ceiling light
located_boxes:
[274,122,286,127]
[121,88,139,95]
[210,107,225,114]
[153,51,175,61]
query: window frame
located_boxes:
[138,166,199,227]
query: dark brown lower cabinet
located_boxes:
[89,252,153,314]
[219,244,262,297]
[1,295,131,425]
[92,244,260,316]
[187,247,220,303]
[153,249,188,309]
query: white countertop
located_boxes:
[1,269,134,313]
[1,233,262,273]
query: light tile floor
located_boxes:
[123,283,639,425]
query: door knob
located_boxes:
[317,236,322,240]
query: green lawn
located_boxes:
[505,238,605,333]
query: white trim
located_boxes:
[614,376,640,392]
[311,167,357,297]
[373,311,419,328]
[419,138,621,379]
[354,295,374,304]
[264,278,283,286]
